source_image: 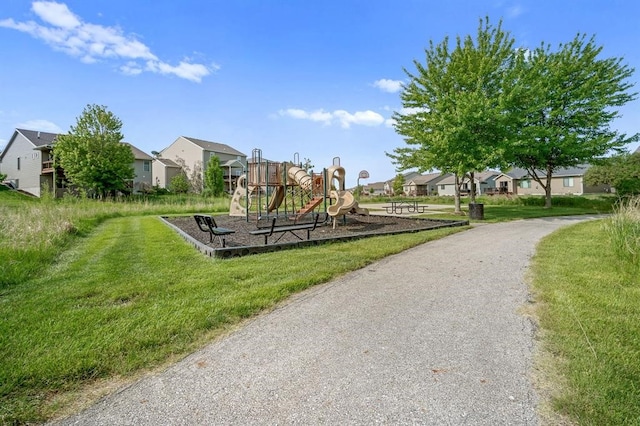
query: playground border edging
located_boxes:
[160,216,469,259]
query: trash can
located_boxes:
[469,203,484,220]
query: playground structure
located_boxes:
[229,149,368,227]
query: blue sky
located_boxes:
[1,0,639,187]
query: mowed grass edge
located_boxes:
[531,219,640,425]
[0,214,467,424]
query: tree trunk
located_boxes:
[544,173,553,208]
[454,174,462,214]
[469,171,476,203]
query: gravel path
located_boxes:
[54,216,601,425]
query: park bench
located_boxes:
[194,214,235,248]
[250,213,322,245]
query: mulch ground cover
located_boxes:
[165,213,466,251]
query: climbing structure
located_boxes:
[229,149,368,226]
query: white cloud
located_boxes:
[278,108,386,128]
[506,5,524,18]
[16,119,63,133]
[373,79,404,93]
[0,1,213,83]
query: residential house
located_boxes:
[437,171,499,196]
[403,173,449,196]
[383,171,422,195]
[494,165,609,195]
[0,128,153,197]
[153,136,247,193]
[362,181,386,196]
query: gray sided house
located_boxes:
[153,136,247,193]
[437,171,499,196]
[0,128,153,197]
[362,181,386,196]
[403,173,449,196]
[384,171,422,195]
[494,165,610,196]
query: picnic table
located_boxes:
[384,200,428,214]
[250,213,322,245]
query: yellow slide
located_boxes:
[327,190,369,228]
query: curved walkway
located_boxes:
[55,216,601,425]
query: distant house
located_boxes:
[153,136,247,193]
[494,165,609,195]
[362,181,386,196]
[0,128,153,197]
[437,171,499,196]
[403,173,449,196]
[383,171,422,195]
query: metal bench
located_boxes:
[194,214,235,248]
[249,213,322,245]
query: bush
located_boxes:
[169,173,190,194]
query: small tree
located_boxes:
[203,155,225,197]
[393,174,405,195]
[169,172,190,194]
[302,158,315,172]
[54,104,134,197]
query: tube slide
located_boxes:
[287,166,313,190]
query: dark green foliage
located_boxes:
[54,104,135,198]
[203,155,225,197]
[585,152,640,197]
[169,172,190,194]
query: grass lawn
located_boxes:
[532,220,640,425]
[0,212,465,424]
[0,189,633,425]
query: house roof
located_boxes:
[0,128,152,162]
[364,181,385,190]
[17,128,60,146]
[499,165,591,180]
[153,157,181,168]
[182,136,246,157]
[438,171,499,185]
[123,143,153,160]
[1,128,59,161]
[407,172,448,185]
[385,171,421,184]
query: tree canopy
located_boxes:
[389,18,638,210]
[388,18,518,212]
[54,104,134,197]
[585,151,640,197]
[509,34,638,207]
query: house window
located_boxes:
[17,157,20,170]
[500,181,508,189]
[520,180,531,189]
[143,160,150,172]
[563,177,574,187]
[440,184,445,190]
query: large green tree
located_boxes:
[585,151,640,197]
[388,18,517,213]
[54,104,134,197]
[509,34,638,207]
[203,155,225,197]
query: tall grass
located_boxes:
[0,193,230,289]
[603,196,640,269]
